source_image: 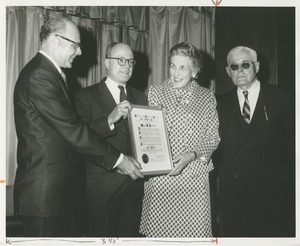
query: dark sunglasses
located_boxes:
[55,34,82,49]
[106,57,136,67]
[230,61,255,71]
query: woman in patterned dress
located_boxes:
[139,42,220,237]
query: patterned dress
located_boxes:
[139,79,220,237]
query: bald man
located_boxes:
[74,42,147,237]
[14,18,144,237]
[216,46,295,237]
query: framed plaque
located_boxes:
[128,105,173,175]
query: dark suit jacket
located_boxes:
[74,78,147,206]
[217,82,294,209]
[13,53,120,217]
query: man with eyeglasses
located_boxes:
[74,42,147,237]
[13,18,144,237]
[215,46,295,237]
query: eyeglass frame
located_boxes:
[106,57,136,67]
[55,34,82,50]
[229,61,255,71]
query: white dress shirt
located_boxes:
[39,50,67,86]
[237,79,260,121]
[105,76,127,104]
[105,76,126,167]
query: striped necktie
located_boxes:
[242,91,251,124]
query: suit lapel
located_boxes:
[97,78,117,112]
[227,90,247,152]
[37,53,71,104]
[126,86,135,104]
[234,86,268,153]
[249,88,266,127]
[59,73,71,103]
[98,80,137,106]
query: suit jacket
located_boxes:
[13,53,120,217]
[74,78,147,206]
[217,82,294,209]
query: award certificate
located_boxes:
[128,105,173,175]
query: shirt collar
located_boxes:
[237,79,260,94]
[105,76,127,104]
[105,76,127,92]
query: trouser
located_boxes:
[20,214,77,237]
[219,204,295,237]
[87,179,144,237]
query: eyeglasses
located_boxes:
[106,57,136,67]
[230,61,255,71]
[55,34,81,50]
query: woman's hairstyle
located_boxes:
[39,17,75,43]
[169,42,203,74]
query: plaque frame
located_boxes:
[128,104,173,175]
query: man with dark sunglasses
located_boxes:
[74,42,147,237]
[216,46,295,237]
[13,18,144,237]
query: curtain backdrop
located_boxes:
[6,7,44,186]
[148,7,216,93]
[6,6,215,185]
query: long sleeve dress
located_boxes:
[139,79,220,237]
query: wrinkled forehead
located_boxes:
[227,48,256,65]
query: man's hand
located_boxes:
[108,100,132,125]
[117,155,144,180]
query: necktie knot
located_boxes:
[243,90,248,98]
[118,85,127,102]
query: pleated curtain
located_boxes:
[6,6,215,185]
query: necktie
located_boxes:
[60,70,68,88]
[118,85,129,129]
[118,85,127,102]
[242,91,251,124]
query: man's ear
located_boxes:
[49,34,59,47]
[254,61,260,74]
[104,58,109,70]
[225,66,231,77]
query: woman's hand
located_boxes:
[168,152,195,176]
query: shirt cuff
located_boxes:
[109,122,115,130]
[113,153,124,168]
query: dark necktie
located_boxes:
[118,85,129,129]
[242,91,251,124]
[60,70,68,89]
[118,85,127,102]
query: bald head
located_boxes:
[105,42,135,85]
[106,42,133,58]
